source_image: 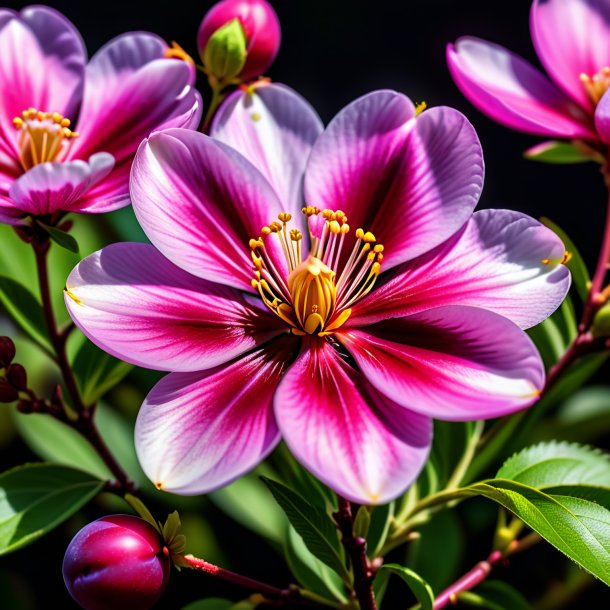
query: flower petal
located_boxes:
[8,153,114,216]
[350,209,571,329]
[305,90,484,269]
[0,6,86,176]
[447,37,594,138]
[595,88,610,143]
[275,338,432,505]
[0,196,24,225]
[131,128,287,291]
[531,0,610,110]
[65,242,285,372]
[211,83,323,216]
[68,32,202,211]
[338,306,545,421]
[135,338,297,495]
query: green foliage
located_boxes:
[72,338,133,405]
[377,564,435,610]
[366,501,394,557]
[0,463,104,554]
[36,222,79,254]
[524,140,599,165]
[260,476,350,583]
[459,580,532,609]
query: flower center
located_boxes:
[13,108,78,171]
[249,207,384,336]
[580,67,610,105]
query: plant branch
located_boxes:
[334,496,377,610]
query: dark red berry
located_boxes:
[62,515,170,610]
[0,379,18,403]
[6,363,27,390]
[0,336,16,368]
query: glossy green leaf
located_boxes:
[0,275,50,351]
[471,580,531,609]
[12,411,111,480]
[72,338,133,405]
[260,477,350,582]
[540,217,590,303]
[524,140,599,165]
[0,463,104,554]
[471,480,610,586]
[366,501,394,557]
[497,441,610,490]
[378,564,434,610]
[284,525,348,602]
[210,469,286,544]
[37,222,79,254]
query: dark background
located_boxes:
[1,0,610,608]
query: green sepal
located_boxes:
[203,19,247,83]
[524,140,603,164]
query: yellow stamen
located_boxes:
[415,101,427,116]
[164,41,195,64]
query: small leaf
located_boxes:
[0,276,50,351]
[72,338,133,405]
[0,463,104,554]
[497,441,610,490]
[524,140,599,164]
[366,501,394,557]
[540,217,590,303]
[124,493,160,533]
[353,506,371,539]
[260,476,350,583]
[471,580,532,610]
[37,221,79,253]
[378,564,435,610]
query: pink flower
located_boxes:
[0,5,201,226]
[447,0,610,143]
[65,84,570,504]
[197,0,281,82]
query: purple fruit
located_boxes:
[63,515,170,610]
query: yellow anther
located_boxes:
[270,221,282,232]
[261,226,272,236]
[278,212,292,222]
[376,253,384,262]
[355,228,365,240]
[562,251,572,265]
[373,244,384,253]
[12,117,23,129]
[362,231,376,243]
[329,220,341,234]
[415,101,427,116]
[367,251,376,261]
[290,229,302,241]
[249,238,263,249]
[371,262,381,274]
[322,209,333,220]
[341,224,350,234]
[302,205,320,217]
[251,279,259,289]
[164,40,195,64]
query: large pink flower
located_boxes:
[0,5,201,226]
[447,0,610,143]
[65,84,570,504]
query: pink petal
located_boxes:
[131,128,288,291]
[531,0,610,110]
[8,153,114,216]
[65,242,285,372]
[447,37,595,138]
[338,306,545,421]
[350,209,571,329]
[135,338,297,495]
[0,196,24,225]
[211,83,323,217]
[595,89,610,143]
[0,7,86,179]
[304,90,484,269]
[67,33,202,211]
[275,338,432,505]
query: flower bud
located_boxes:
[6,363,27,391]
[592,302,610,338]
[202,18,247,83]
[0,380,19,403]
[63,515,170,610]
[198,0,281,82]
[0,336,16,368]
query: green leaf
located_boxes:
[497,441,610,490]
[284,524,348,602]
[378,564,435,610]
[471,580,532,610]
[72,338,133,405]
[12,411,111,480]
[260,476,350,583]
[524,140,599,164]
[366,501,394,557]
[210,468,286,544]
[0,275,50,351]
[0,463,104,554]
[181,600,238,610]
[472,480,610,586]
[37,222,79,254]
[540,217,590,303]
[353,506,371,539]
[203,18,247,81]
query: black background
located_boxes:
[2,0,610,608]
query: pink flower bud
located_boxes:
[63,515,170,610]
[198,0,281,82]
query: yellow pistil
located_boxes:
[249,208,384,336]
[164,41,195,64]
[580,67,610,104]
[415,101,427,116]
[13,107,78,171]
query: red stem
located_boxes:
[334,496,377,610]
